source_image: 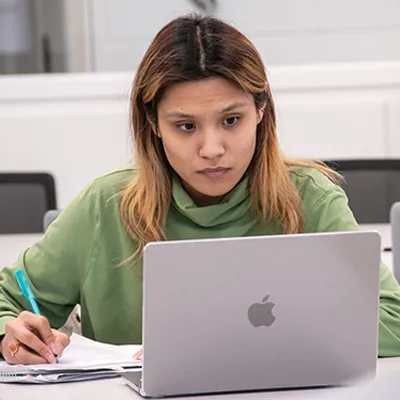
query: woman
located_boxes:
[1,14,400,365]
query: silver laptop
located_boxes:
[122,231,381,398]
[391,202,400,282]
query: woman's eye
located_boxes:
[177,122,196,132]
[223,116,240,126]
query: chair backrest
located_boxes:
[324,160,400,223]
[391,202,400,282]
[0,173,56,234]
[43,209,62,231]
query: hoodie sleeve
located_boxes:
[307,187,400,356]
[0,181,99,338]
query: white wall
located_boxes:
[85,0,400,72]
[0,73,133,207]
[271,62,400,159]
[389,100,400,156]
[1,61,400,207]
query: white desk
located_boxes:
[0,225,398,399]
[1,358,400,400]
[0,233,43,270]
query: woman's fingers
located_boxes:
[13,328,57,363]
[7,342,49,365]
[5,312,57,361]
[19,311,58,352]
[52,329,71,357]
[2,312,72,365]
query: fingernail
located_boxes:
[49,343,60,356]
[45,352,56,364]
[55,344,64,357]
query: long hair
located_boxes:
[121,14,338,264]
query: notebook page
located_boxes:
[0,369,138,384]
[0,333,142,375]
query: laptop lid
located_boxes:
[391,202,400,282]
[140,231,381,398]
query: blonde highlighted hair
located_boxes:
[121,14,338,265]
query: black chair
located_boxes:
[0,173,57,233]
[323,160,400,224]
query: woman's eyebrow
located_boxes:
[165,111,195,119]
[165,101,248,119]
[220,101,248,113]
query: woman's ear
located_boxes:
[256,83,268,124]
[147,115,160,137]
[257,82,270,125]
[257,103,266,124]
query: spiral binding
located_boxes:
[0,365,28,382]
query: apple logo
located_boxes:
[248,295,276,327]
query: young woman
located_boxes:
[1,14,400,365]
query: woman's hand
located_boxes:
[0,311,70,365]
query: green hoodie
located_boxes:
[1,166,400,356]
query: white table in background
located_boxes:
[0,225,393,271]
[358,224,393,271]
[0,233,42,269]
[2,358,400,400]
[359,223,392,250]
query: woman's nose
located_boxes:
[198,131,225,159]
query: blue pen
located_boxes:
[15,269,59,363]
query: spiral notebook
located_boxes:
[0,333,142,383]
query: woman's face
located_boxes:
[155,77,264,206]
